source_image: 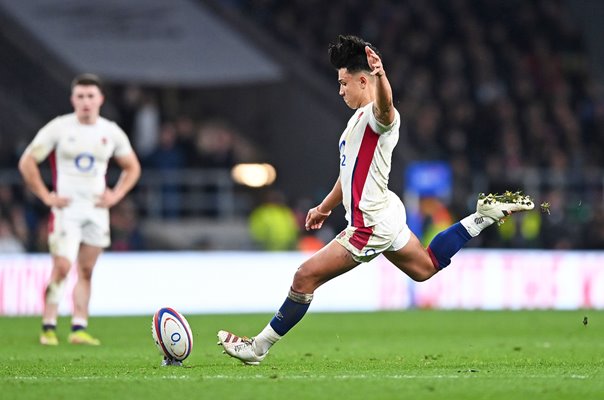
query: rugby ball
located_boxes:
[151,307,193,361]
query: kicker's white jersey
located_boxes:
[25,113,133,205]
[338,102,401,227]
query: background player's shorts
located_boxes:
[335,196,411,263]
[48,204,110,263]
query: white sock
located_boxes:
[71,317,88,328]
[460,212,496,237]
[253,324,282,355]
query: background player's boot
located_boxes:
[40,329,59,346]
[68,330,101,345]
[477,191,534,225]
[217,330,267,365]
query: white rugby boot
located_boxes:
[477,191,535,225]
[217,330,267,365]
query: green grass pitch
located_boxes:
[1,310,603,400]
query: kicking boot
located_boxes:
[217,330,267,365]
[477,191,534,225]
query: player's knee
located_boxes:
[53,259,71,280]
[292,265,318,293]
[54,268,69,281]
[408,262,437,282]
[45,280,67,305]
[409,272,430,282]
[78,264,95,280]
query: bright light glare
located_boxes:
[231,163,277,187]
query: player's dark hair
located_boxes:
[71,73,103,93]
[328,35,381,73]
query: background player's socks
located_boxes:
[42,323,56,332]
[71,317,88,332]
[427,222,472,270]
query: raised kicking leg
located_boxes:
[386,192,535,278]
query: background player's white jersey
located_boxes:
[338,102,401,227]
[25,113,133,206]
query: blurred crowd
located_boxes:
[115,86,260,171]
[2,0,604,252]
[230,0,604,249]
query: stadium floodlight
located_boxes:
[231,163,277,187]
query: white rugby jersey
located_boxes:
[338,102,401,227]
[25,113,133,205]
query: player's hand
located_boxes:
[365,46,384,77]
[95,189,122,208]
[44,192,71,208]
[305,206,331,231]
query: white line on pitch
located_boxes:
[2,374,590,381]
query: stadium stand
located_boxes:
[0,0,603,250]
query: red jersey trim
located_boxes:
[49,150,57,191]
[349,226,374,250]
[350,124,379,227]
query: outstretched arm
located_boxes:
[305,177,343,230]
[366,46,395,126]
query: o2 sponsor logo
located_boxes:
[74,153,95,172]
[171,332,181,345]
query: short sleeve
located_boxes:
[111,122,134,158]
[24,118,60,163]
[368,105,400,135]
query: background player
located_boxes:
[217,35,534,364]
[19,73,141,345]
